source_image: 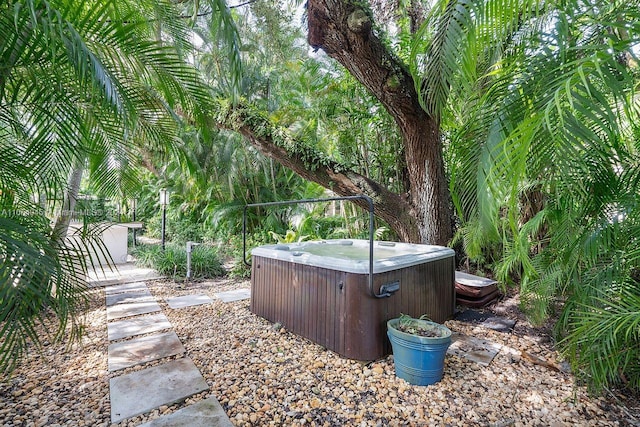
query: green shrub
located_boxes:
[558,282,640,393]
[229,261,252,279]
[221,233,265,279]
[131,243,225,279]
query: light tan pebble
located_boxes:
[250,413,258,423]
[372,367,384,375]
[313,361,325,369]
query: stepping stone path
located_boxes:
[107,313,172,341]
[105,281,234,426]
[447,333,503,366]
[480,316,517,332]
[106,289,155,306]
[137,396,232,427]
[166,294,213,309]
[214,288,251,303]
[106,300,162,321]
[108,331,185,371]
[105,281,150,294]
[88,264,163,287]
[110,358,209,423]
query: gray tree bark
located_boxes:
[52,159,84,242]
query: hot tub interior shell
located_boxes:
[250,241,455,361]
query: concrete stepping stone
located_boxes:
[88,263,163,287]
[110,357,209,424]
[447,333,502,366]
[137,396,233,427]
[107,313,173,341]
[166,294,213,309]
[481,316,516,332]
[108,331,185,371]
[105,281,149,295]
[106,288,154,307]
[106,300,162,320]
[214,288,251,303]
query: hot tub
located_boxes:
[250,239,455,360]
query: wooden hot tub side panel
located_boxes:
[342,273,387,360]
[251,256,347,353]
[251,254,455,361]
[341,256,456,360]
[389,256,455,323]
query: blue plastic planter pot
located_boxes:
[387,318,452,386]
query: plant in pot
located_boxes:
[387,314,452,386]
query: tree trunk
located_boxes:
[408,0,427,33]
[52,160,84,242]
[220,0,453,245]
[306,0,452,245]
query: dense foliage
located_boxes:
[1,0,638,395]
[413,0,640,393]
[132,243,225,280]
[0,0,233,373]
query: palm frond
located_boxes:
[1,0,222,372]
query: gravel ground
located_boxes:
[1,277,638,427]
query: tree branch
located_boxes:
[228,0,257,9]
[307,0,431,128]
[215,101,420,241]
[305,0,452,244]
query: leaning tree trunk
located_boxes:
[218,0,453,244]
[307,0,452,245]
[219,103,421,242]
[52,160,84,243]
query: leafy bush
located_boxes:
[142,210,207,245]
[228,261,252,279]
[221,232,269,279]
[558,284,640,393]
[0,206,89,373]
[132,243,225,279]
